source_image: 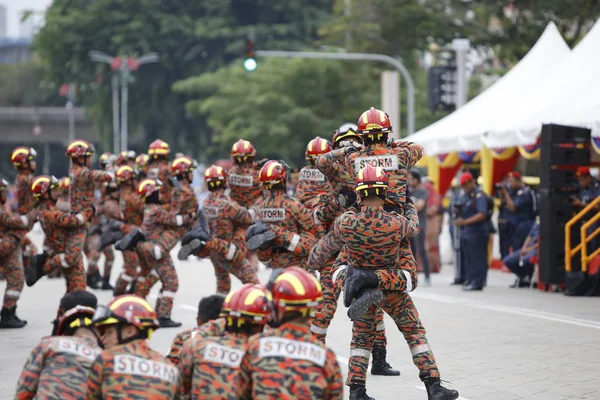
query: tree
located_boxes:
[35,0,334,155]
[174,58,380,167]
[0,59,63,107]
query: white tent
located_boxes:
[407,22,570,155]
[485,19,600,146]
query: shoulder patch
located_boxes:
[258,337,326,367]
[229,174,254,187]
[354,154,398,172]
[113,355,179,383]
[54,338,101,361]
[258,208,286,221]
[203,342,244,368]
[299,168,325,182]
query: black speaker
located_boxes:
[541,124,591,147]
[538,191,578,284]
[539,167,579,192]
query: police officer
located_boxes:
[448,181,465,285]
[572,167,600,207]
[497,171,536,256]
[453,172,490,291]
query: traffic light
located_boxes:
[428,66,457,111]
[244,39,257,71]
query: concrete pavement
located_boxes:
[1,231,599,399]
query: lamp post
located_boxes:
[89,51,160,151]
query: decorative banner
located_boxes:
[490,147,518,161]
[437,152,461,168]
[518,136,541,160]
[592,137,600,155]
[458,150,480,164]
[428,155,462,197]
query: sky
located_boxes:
[1,0,52,38]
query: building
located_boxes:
[0,37,32,64]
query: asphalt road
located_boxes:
[1,231,599,400]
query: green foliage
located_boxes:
[174,58,379,167]
[0,59,63,107]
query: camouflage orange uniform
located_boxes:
[38,199,93,292]
[166,318,226,366]
[86,340,181,399]
[240,319,343,399]
[227,163,262,209]
[296,137,333,211]
[201,188,259,293]
[16,335,102,399]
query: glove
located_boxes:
[338,187,357,208]
[170,176,182,190]
[257,158,269,168]
[278,159,291,172]
[386,138,397,148]
[343,266,379,307]
[108,220,124,232]
[344,144,359,155]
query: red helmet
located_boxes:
[259,160,287,188]
[170,156,197,177]
[355,165,389,195]
[305,137,332,160]
[220,284,270,326]
[56,305,96,336]
[99,152,113,169]
[204,165,227,189]
[231,139,256,162]
[332,123,360,148]
[136,178,162,201]
[148,139,170,159]
[10,146,37,168]
[30,175,59,198]
[268,267,322,314]
[117,150,137,166]
[66,140,95,159]
[92,294,159,330]
[357,107,392,140]
[115,165,137,185]
[135,153,150,169]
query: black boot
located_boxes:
[181,225,210,246]
[101,276,114,291]
[349,384,375,400]
[424,377,459,400]
[115,228,145,251]
[344,266,379,307]
[246,221,276,251]
[26,253,47,287]
[158,317,182,328]
[99,230,124,251]
[87,270,102,289]
[371,347,400,376]
[347,288,383,320]
[0,307,27,329]
[178,238,207,260]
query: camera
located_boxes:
[494,183,504,190]
[452,203,465,218]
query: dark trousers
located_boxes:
[410,231,430,279]
[503,250,536,279]
[460,231,489,287]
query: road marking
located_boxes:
[179,304,197,312]
[411,292,600,330]
[415,385,470,400]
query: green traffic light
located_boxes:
[244,58,257,71]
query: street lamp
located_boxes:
[89,50,160,152]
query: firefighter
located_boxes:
[240,266,343,399]
[178,165,259,294]
[147,139,172,207]
[16,291,101,399]
[179,284,269,398]
[115,179,194,327]
[166,293,226,366]
[296,136,334,210]
[26,175,94,294]
[245,160,319,270]
[0,178,35,328]
[87,294,181,398]
[135,153,150,179]
[308,165,459,400]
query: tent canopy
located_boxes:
[408,23,570,155]
[486,19,600,145]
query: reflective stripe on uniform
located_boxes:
[376,321,385,331]
[402,270,413,292]
[287,234,301,252]
[226,244,236,261]
[410,343,431,356]
[151,270,160,278]
[60,253,69,268]
[310,324,328,335]
[162,291,177,298]
[153,245,162,260]
[176,215,183,226]
[6,289,21,298]
[350,348,371,358]
[332,264,347,283]
[120,274,133,283]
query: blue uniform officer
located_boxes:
[453,172,490,291]
[503,218,539,288]
[498,171,536,253]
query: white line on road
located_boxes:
[414,386,470,400]
[179,304,197,312]
[411,292,600,330]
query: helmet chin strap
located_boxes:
[116,325,146,345]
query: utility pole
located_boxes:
[451,39,470,108]
[111,75,120,153]
[255,50,416,135]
